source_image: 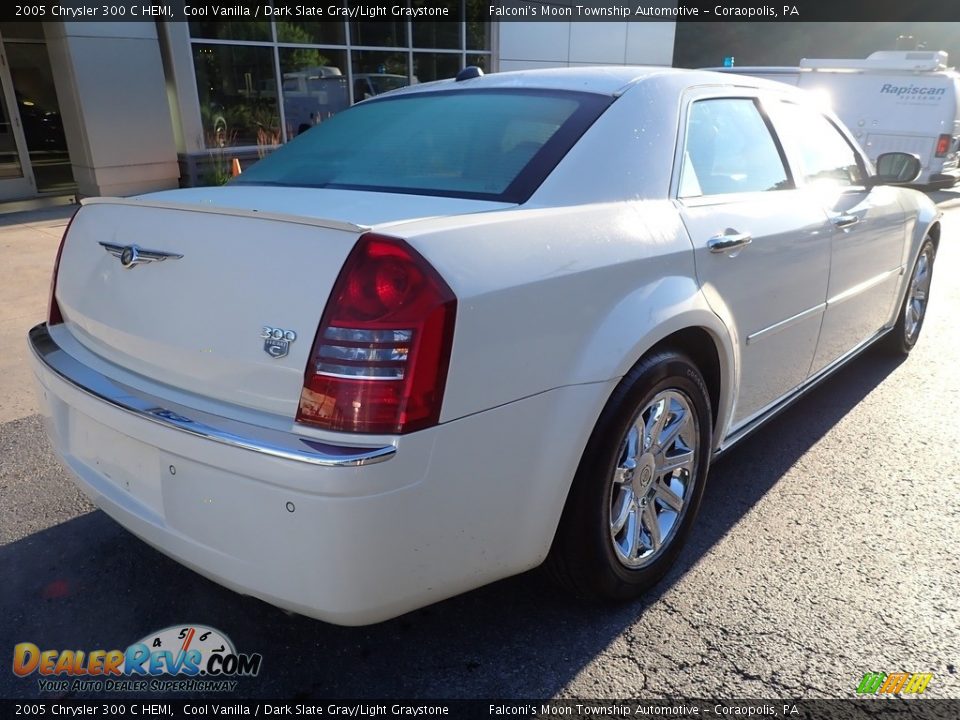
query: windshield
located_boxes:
[232,89,613,203]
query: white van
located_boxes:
[713,51,960,187]
[281,66,350,138]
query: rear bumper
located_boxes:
[29,324,395,468]
[29,323,611,625]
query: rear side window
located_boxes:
[680,98,790,197]
[766,100,864,188]
[233,89,612,203]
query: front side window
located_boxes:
[680,98,790,198]
[766,100,864,188]
[233,90,611,202]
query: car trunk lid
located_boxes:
[53,189,511,418]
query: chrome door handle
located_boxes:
[832,214,859,229]
[708,229,753,253]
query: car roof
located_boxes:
[377,65,788,99]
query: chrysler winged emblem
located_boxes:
[99,242,183,269]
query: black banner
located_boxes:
[4,1,960,23]
[3,700,960,719]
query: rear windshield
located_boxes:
[231,89,613,203]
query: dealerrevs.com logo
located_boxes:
[12,624,262,693]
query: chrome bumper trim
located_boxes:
[29,324,396,467]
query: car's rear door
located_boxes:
[763,98,907,374]
[674,91,832,428]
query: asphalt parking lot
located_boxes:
[1,199,958,701]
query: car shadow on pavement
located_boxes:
[926,189,960,207]
[0,347,905,700]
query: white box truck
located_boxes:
[713,51,960,187]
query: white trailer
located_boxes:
[713,51,960,187]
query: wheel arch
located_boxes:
[644,327,724,439]
[564,273,738,451]
[886,191,940,334]
[905,197,940,261]
[892,211,941,327]
[581,311,737,456]
[926,219,941,252]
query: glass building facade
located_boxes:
[186,8,492,152]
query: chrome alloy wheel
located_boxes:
[905,246,933,343]
[609,389,699,569]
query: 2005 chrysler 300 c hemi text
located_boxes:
[30,67,940,625]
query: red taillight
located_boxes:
[48,208,79,325]
[296,233,456,435]
[935,134,952,157]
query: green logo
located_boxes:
[857,672,932,695]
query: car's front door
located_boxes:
[764,99,907,374]
[675,93,832,428]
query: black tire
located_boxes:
[884,239,936,356]
[546,349,713,601]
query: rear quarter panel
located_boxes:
[394,200,734,431]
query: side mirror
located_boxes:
[869,152,922,186]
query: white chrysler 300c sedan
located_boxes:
[30,68,939,625]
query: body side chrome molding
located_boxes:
[715,325,890,458]
[826,266,902,307]
[29,324,395,467]
[745,266,902,347]
[746,302,826,346]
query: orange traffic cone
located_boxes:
[230,158,242,176]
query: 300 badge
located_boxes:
[261,326,297,359]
